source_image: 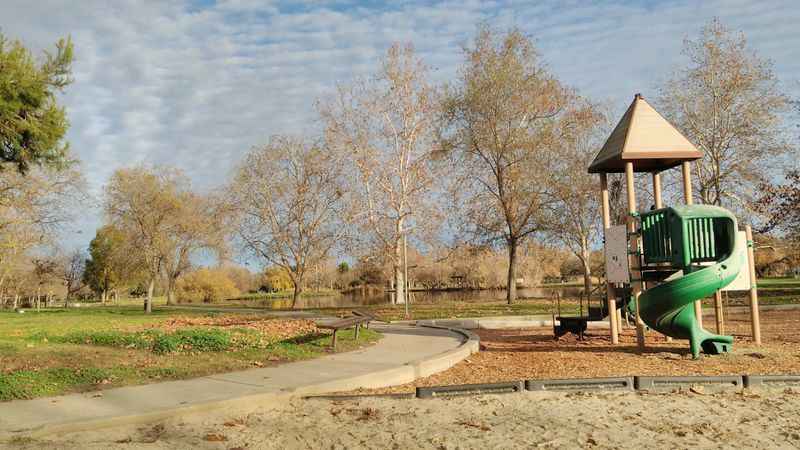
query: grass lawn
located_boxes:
[0,307,380,402]
[755,277,800,288]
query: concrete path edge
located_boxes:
[7,325,479,439]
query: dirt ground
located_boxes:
[8,388,800,449]
[360,308,800,394]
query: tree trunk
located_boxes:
[506,237,518,304]
[101,290,107,305]
[165,277,175,306]
[580,237,592,300]
[394,234,406,305]
[394,263,406,305]
[291,282,302,309]
[145,279,154,314]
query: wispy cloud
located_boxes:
[1,0,798,248]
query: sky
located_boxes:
[1,0,799,253]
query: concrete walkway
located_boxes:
[0,324,477,439]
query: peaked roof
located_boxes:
[588,94,702,173]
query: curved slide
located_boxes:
[637,219,745,359]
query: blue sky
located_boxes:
[1,0,798,252]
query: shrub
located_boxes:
[57,328,235,354]
[261,267,293,292]
[175,268,240,303]
[174,328,230,352]
[151,333,180,354]
[0,367,111,401]
[59,330,150,349]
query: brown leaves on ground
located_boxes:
[223,417,248,428]
[329,406,381,421]
[457,420,491,431]
[203,433,227,442]
[354,309,800,394]
[137,424,166,443]
[355,407,380,421]
[142,315,319,341]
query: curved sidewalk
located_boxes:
[0,324,477,439]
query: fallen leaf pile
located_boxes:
[144,316,319,343]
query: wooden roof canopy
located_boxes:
[588,94,702,174]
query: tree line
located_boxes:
[1,19,796,312]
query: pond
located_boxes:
[248,286,585,310]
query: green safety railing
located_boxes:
[641,210,671,264]
[640,206,736,270]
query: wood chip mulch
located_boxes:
[352,309,800,394]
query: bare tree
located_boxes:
[0,164,84,299]
[229,136,347,308]
[757,170,800,244]
[59,248,85,306]
[548,105,607,296]
[104,166,223,313]
[440,26,577,303]
[320,43,442,305]
[32,257,58,310]
[658,18,792,210]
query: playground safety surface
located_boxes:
[352,308,800,395]
[11,387,800,449]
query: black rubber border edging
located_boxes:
[743,374,800,389]
[300,374,799,402]
[635,375,742,391]
[416,381,524,398]
[526,377,634,391]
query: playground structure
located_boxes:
[585,94,762,358]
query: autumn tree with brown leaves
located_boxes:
[547,105,607,297]
[757,171,800,243]
[104,166,224,313]
[229,136,348,308]
[658,18,792,210]
[440,26,580,303]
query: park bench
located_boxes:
[316,316,371,349]
[350,309,379,328]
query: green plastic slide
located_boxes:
[637,205,744,358]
